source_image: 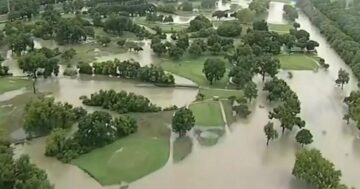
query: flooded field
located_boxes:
[9,1,360,189]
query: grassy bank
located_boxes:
[269,23,292,33]
[189,101,224,127]
[221,100,236,125]
[0,77,30,94]
[277,54,319,70]
[72,111,173,185]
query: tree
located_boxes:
[45,128,67,156]
[233,103,251,118]
[253,20,268,31]
[181,1,193,11]
[23,97,76,136]
[283,4,298,21]
[188,15,212,32]
[306,40,319,51]
[18,51,59,93]
[168,45,184,59]
[264,122,278,146]
[293,22,300,30]
[295,29,310,40]
[295,129,313,147]
[249,0,268,14]
[188,42,203,57]
[236,8,255,24]
[217,21,242,37]
[152,42,167,56]
[176,34,189,50]
[117,39,126,47]
[244,81,258,101]
[335,68,350,89]
[172,107,195,137]
[202,58,226,85]
[255,54,280,82]
[61,48,76,61]
[97,36,111,47]
[292,149,342,189]
[212,10,227,20]
[208,42,222,55]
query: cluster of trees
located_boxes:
[4,21,34,56]
[103,15,150,38]
[201,0,217,9]
[45,111,137,162]
[241,20,319,54]
[7,0,40,20]
[229,96,252,118]
[248,0,270,15]
[0,135,53,189]
[18,50,59,93]
[80,89,161,114]
[292,149,347,189]
[283,4,298,21]
[146,13,174,22]
[264,77,313,146]
[298,0,360,80]
[78,59,175,84]
[343,91,360,128]
[23,97,86,136]
[234,8,255,24]
[0,56,10,76]
[227,44,280,88]
[217,21,242,37]
[150,33,189,59]
[180,1,193,11]
[89,0,156,17]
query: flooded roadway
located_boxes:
[12,1,360,189]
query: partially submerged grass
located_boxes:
[220,100,236,125]
[189,100,224,127]
[173,136,193,163]
[72,111,173,185]
[0,77,31,94]
[159,56,231,89]
[269,23,292,33]
[199,88,242,100]
[277,54,319,70]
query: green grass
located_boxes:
[220,100,236,125]
[173,136,193,162]
[277,54,319,70]
[133,17,188,33]
[269,24,292,33]
[0,92,36,137]
[189,101,224,127]
[159,56,231,89]
[0,77,31,94]
[199,88,242,100]
[72,111,173,185]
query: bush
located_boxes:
[217,21,242,37]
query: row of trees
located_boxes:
[263,77,313,146]
[80,89,162,114]
[45,111,137,162]
[146,13,174,22]
[298,0,360,80]
[0,134,53,189]
[283,4,298,21]
[78,59,175,84]
[343,91,360,128]
[23,97,86,136]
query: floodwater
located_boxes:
[36,75,197,108]
[267,2,288,25]
[13,1,360,189]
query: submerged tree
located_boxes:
[264,122,278,146]
[335,68,350,89]
[244,81,258,101]
[18,51,59,93]
[172,107,195,137]
[202,58,226,85]
[295,129,313,147]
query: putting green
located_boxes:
[73,135,169,185]
[190,101,224,127]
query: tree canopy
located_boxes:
[202,58,226,85]
[292,149,342,189]
[172,107,195,137]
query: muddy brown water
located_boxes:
[12,1,360,189]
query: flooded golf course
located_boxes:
[5,1,360,189]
